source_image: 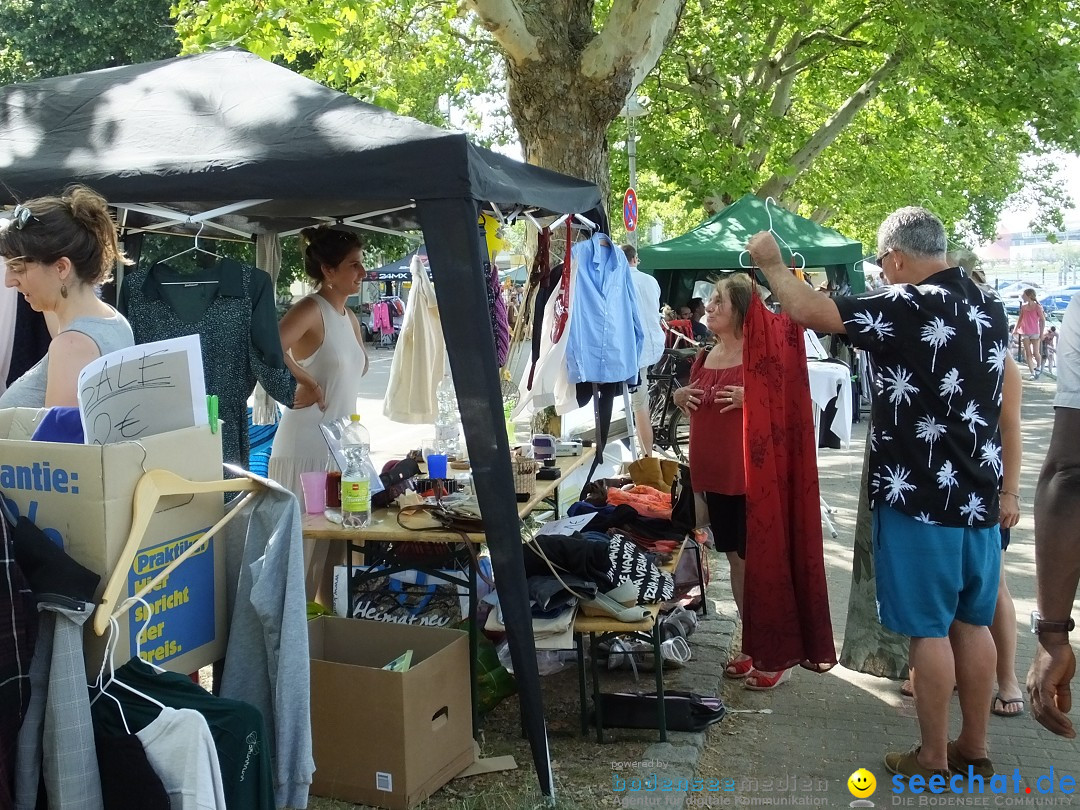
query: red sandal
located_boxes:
[744,668,792,691]
[724,653,754,679]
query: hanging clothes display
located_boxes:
[118,259,296,469]
[741,293,837,673]
[94,733,171,810]
[384,255,446,424]
[486,263,510,367]
[513,256,579,417]
[91,659,275,810]
[134,707,227,810]
[565,232,643,386]
[217,483,313,809]
[0,514,35,810]
[13,518,104,810]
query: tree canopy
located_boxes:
[4,0,1078,247]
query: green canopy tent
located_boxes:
[638,194,865,307]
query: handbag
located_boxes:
[595,690,726,732]
[670,464,708,532]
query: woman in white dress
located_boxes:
[270,226,369,603]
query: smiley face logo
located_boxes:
[848,768,876,798]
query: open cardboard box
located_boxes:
[0,408,226,675]
[308,617,475,810]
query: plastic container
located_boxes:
[434,372,461,458]
[340,414,372,528]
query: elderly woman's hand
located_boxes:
[673,385,706,414]
[718,385,744,414]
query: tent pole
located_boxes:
[418,198,554,799]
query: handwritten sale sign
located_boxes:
[77,335,208,445]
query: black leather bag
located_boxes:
[670,464,696,532]
[596,690,726,732]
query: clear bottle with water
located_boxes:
[434,371,461,458]
[340,414,371,529]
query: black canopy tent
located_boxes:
[0,48,603,797]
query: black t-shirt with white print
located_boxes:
[834,267,1009,527]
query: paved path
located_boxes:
[618,376,1080,809]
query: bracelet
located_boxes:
[999,490,1020,500]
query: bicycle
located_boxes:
[646,347,697,461]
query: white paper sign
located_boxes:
[77,335,207,445]
[536,512,596,537]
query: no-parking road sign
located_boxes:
[623,188,638,232]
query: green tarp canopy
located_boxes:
[638,194,865,306]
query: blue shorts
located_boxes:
[872,505,1001,637]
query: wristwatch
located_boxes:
[1030,610,1075,635]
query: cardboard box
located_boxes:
[0,408,226,675]
[309,617,475,809]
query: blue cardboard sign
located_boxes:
[127,528,216,664]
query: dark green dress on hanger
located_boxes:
[118,259,296,470]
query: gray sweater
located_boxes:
[219,482,313,809]
[0,311,134,408]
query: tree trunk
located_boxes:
[468,0,686,207]
[507,56,628,204]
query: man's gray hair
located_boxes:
[877,207,947,259]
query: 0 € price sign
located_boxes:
[623,188,638,232]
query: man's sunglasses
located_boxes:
[874,248,893,267]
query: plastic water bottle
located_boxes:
[340,414,371,528]
[434,372,461,458]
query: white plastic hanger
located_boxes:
[739,196,806,270]
[89,616,168,731]
[158,224,222,282]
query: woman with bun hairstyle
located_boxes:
[0,185,134,408]
[269,226,369,602]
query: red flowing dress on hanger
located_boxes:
[741,294,837,672]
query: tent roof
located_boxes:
[0,48,601,235]
[639,194,863,271]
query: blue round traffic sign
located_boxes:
[623,188,638,232]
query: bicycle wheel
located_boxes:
[668,407,690,461]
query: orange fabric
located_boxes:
[606,485,673,520]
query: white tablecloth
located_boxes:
[807,361,852,447]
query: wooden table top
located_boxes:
[301,448,595,543]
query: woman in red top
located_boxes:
[673,273,787,689]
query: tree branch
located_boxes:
[748,16,786,88]
[462,0,540,64]
[580,0,686,88]
[756,48,906,200]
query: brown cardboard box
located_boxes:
[0,408,226,675]
[308,617,475,809]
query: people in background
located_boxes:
[1026,294,1080,739]
[1014,288,1046,380]
[687,297,710,340]
[1041,325,1058,376]
[0,185,134,408]
[622,244,665,457]
[748,206,1010,778]
[269,226,369,604]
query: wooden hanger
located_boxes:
[92,468,264,636]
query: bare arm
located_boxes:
[277,297,325,409]
[44,332,101,407]
[1034,405,1080,624]
[1027,404,1080,738]
[998,357,1022,528]
[746,232,845,333]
